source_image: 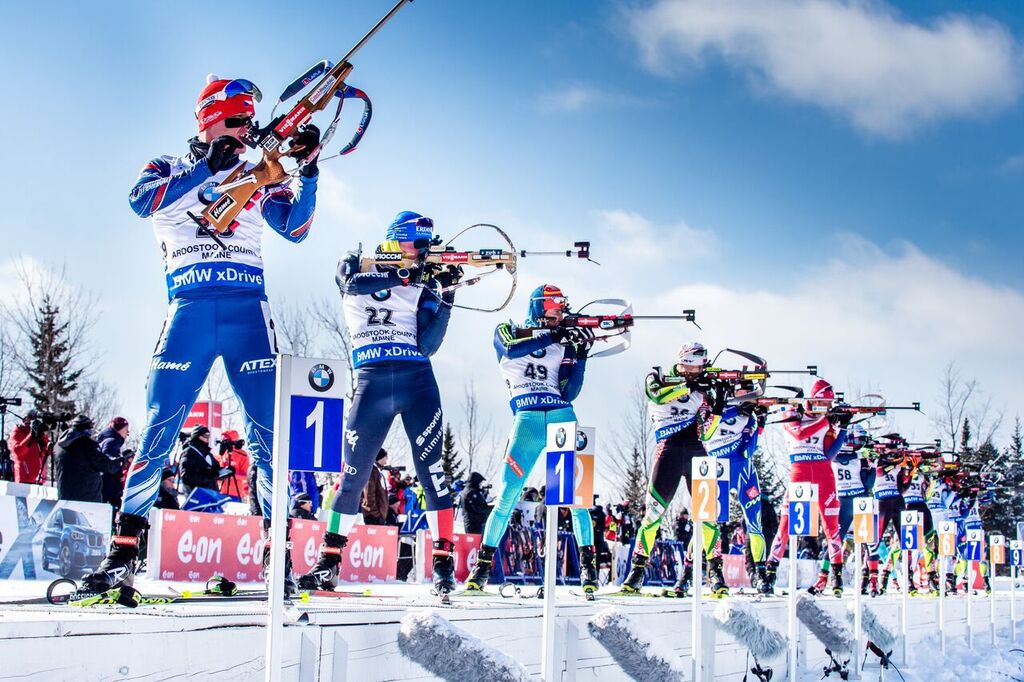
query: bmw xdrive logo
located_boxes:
[576,430,588,451]
[555,427,567,449]
[309,363,335,392]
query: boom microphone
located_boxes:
[796,594,855,655]
[588,608,688,682]
[397,611,530,681]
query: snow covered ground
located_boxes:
[2,577,1023,680]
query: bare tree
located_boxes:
[604,381,655,496]
[274,299,318,357]
[458,380,495,478]
[198,359,241,431]
[310,297,355,398]
[73,377,122,427]
[934,362,1004,452]
[0,323,22,400]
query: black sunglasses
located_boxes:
[224,116,254,129]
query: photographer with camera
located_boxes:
[360,449,390,526]
[55,415,121,503]
[179,425,233,496]
[9,409,49,485]
[97,417,131,509]
[460,472,491,536]
[216,430,250,501]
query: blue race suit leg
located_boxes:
[730,454,765,562]
[122,296,218,517]
[221,296,278,517]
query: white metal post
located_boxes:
[901,549,909,665]
[265,353,292,682]
[990,558,996,647]
[853,542,863,679]
[967,559,974,649]
[1013,565,1018,644]
[692,539,703,682]
[541,504,559,681]
[939,554,946,657]
[788,535,798,681]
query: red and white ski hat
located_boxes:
[195,74,261,132]
[810,378,835,400]
[676,341,708,368]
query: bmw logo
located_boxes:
[716,461,725,477]
[795,486,805,499]
[699,461,709,477]
[555,427,567,449]
[371,290,392,302]
[530,349,547,359]
[576,430,588,452]
[308,363,335,392]
[198,182,223,205]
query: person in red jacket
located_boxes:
[216,430,250,500]
[9,411,49,484]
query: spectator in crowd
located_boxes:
[179,425,229,495]
[290,492,317,520]
[360,449,389,525]
[674,508,693,547]
[386,469,408,526]
[460,471,491,535]
[55,415,120,502]
[97,417,130,509]
[217,430,250,500]
[290,470,320,516]
[9,409,48,484]
[154,468,180,510]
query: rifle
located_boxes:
[514,300,698,358]
[194,0,414,236]
[357,227,596,312]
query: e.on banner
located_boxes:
[147,510,397,583]
[416,531,482,583]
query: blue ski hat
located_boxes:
[386,211,434,242]
[526,284,568,326]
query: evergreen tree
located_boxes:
[983,419,1024,540]
[752,445,786,508]
[440,424,465,485]
[25,296,80,418]
[622,446,647,510]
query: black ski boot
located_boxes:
[927,571,940,595]
[708,557,729,597]
[432,539,456,602]
[579,545,598,599]
[878,569,890,595]
[296,532,346,592]
[808,568,829,595]
[830,562,844,598]
[664,563,693,598]
[764,561,779,594]
[861,566,871,595]
[754,562,773,595]
[983,574,992,595]
[620,553,649,594]
[81,512,149,593]
[464,545,496,591]
[945,572,958,595]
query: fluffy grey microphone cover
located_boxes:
[397,611,531,682]
[588,607,689,682]
[846,601,896,651]
[796,594,856,654]
[713,598,788,661]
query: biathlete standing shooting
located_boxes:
[84,76,319,597]
[298,212,463,599]
[463,285,600,597]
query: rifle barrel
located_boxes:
[342,0,413,65]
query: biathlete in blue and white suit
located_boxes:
[701,402,772,594]
[463,285,599,595]
[85,76,319,593]
[298,212,461,596]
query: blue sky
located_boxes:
[1,1,1021,491]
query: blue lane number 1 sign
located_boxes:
[545,421,578,506]
[281,356,346,473]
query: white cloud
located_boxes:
[625,0,1023,137]
[596,209,717,261]
[998,154,1024,174]
[535,84,655,113]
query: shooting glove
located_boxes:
[288,124,321,178]
[205,136,244,174]
[433,265,463,288]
